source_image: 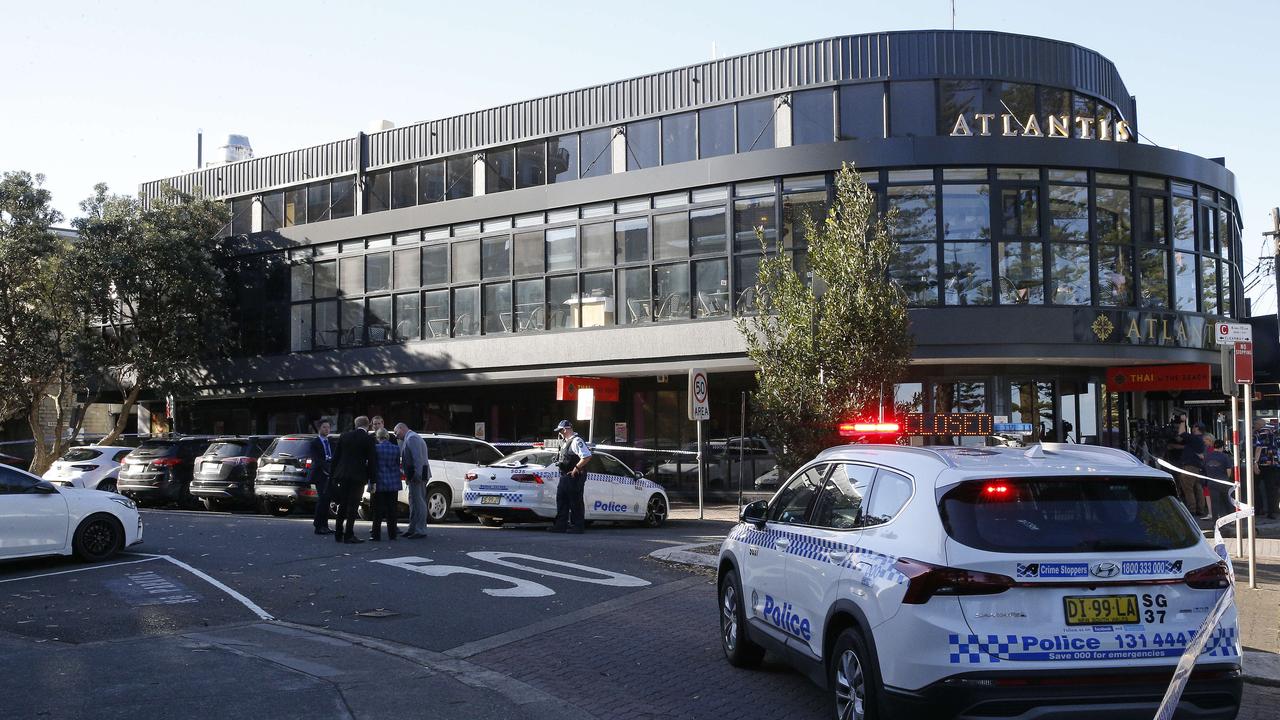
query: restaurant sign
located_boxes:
[1105,363,1211,392]
[950,112,1133,142]
[1074,310,1215,350]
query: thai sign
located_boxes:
[950,112,1133,142]
[1105,364,1211,392]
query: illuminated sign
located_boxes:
[949,112,1133,142]
[904,413,994,437]
[555,376,620,402]
[1105,364,1211,392]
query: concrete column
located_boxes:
[774,95,792,149]
[251,197,263,233]
[611,128,626,173]
[473,154,486,196]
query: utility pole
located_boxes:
[1268,208,1280,325]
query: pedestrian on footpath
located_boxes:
[550,420,592,534]
[1179,422,1208,516]
[310,419,335,535]
[1254,419,1279,519]
[395,422,430,538]
[1203,435,1233,521]
[331,416,377,544]
[369,428,402,541]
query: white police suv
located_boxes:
[717,443,1241,719]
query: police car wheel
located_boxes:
[829,628,878,720]
[643,494,668,527]
[718,569,764,668]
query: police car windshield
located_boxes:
[938,476,1201,554]
[495,451,558,467]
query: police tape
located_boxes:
[490,441,702,457]
[1148,455,1252,720]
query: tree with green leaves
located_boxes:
[737,164,914,477]
[73,184,233,444]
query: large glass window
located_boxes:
[615,217,649,264]
[422,244,448,286]
[394,293,419,341]
[738,98,775,152]
[365,252,391,293]
[579,271,614,328]
[1072,94,1097,138]
[452,239,480,283]
[734,255,761,313]
[999,242,1043,304]
[482,282,511,334]
[230,198,254,235]
[619,267,651,324]
[391,166,416,209]
[691,207,727,255]
[1096,188,1131,245]
[423,290,448,338]
[284,187,306,226]
[999,82,1037,126]
[1000,188,1038,238]
[662,112,696,165]
[366,296,393,343]
[694,259,729,318]
[581,222,613,269]
[654,263,690,321]
[485,147,515,194]
[419,160,445,204]
[1049,184,1088,242]
[838,83,883,140]
[887,185,936,243]
[654,212,690,260]
[1138,195,1166,245]
[331,177,355,218]
[291,264,313,302]
[339,255,364,296]
[1049,244,1091,305]
[1138,248,1169,309]
[1172,197,1195,250]
[942,184,990,240]
[393,248,419,289]
[314,260,337,297]
[261,191,284,231]
[889,81,935,137]
[1173,251,1197,311]
[514,279,544,332]
[546,227,577,272]
[1203,259,1220,315]
[290,304,312,352]
[791,89,833,145]
[699,105,734,158]
[548,134,578,183]
[625,119,659,170]
[341,299,363,347]
[365,171,390,213]
[891,244,938,307]
[481,236,511,279]
[1097,244,1134,307]
[943,242,992,305]
[452,286,479,337]
[580,128,613,178]
[515,141,546,189]
[782,190,826,249]
[547,275,577,329]
[315,300,338,349]
[734,196,777,252]
[307,182,330,224]
[446,155,473,200]
[939,80,983,133]
[514,230,544,275]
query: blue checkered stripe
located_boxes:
[1203,627,1239,657]
[949,634,1018,664]
[727,524,906,584]
[585,472,663,491]
[463,491,523,503]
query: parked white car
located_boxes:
[462,448,669,527]
[42,445,134,492]
[654,436,775,488]
[1,463,143,562]
[361,434,504,522]
[717,443,1240,719]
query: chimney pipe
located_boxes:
[197,129,203,169]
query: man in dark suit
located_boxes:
[310,419,335,535]
[331,415,377,544]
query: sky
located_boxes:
[5,0,1278,313]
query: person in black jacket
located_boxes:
[310,419,335,535]
[331,416,377,544]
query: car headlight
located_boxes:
[110,496,137,510]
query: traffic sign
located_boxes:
[1215,322,1252,345]
[1235,341,1254,385]
[688,368,710,421]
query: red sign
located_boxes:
[555,376,620,403]
[1105,364,1211,392]
[1235,341,1254,384]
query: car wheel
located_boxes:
[830,627,879,720]
[719,569,764,668]
[73,513,124,562]
[425,484,451,523]
[643,494,668,528]
[477,516,503,527]
[98,478,118,493]
[266,503,292,517]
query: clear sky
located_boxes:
[6,0,1277,313]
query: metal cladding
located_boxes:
[139,30,1134,202]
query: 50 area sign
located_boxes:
[688,368,710,421]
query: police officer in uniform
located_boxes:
[551,420,592,534]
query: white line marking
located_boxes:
[133,552,274,620]
[0,555,161,584]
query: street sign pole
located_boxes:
[1230,393,1242,558]
[696,419,704,520]
[1243,389,1256,589]
[689,368,711,520]
[738,391,746,511]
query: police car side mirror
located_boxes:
[741,500,769,528]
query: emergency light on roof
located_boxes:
[838,422,901,437]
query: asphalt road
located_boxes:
[0,509,1276,719]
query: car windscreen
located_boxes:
[60,448,103,462]
[264,438,313,458]
[129,441,178,458]
[494,450,558,467]
[938,476,1201,554]
[205,442,250,458]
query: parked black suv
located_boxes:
[190,435,277,511]
[117,436,215,507]
[254,435,323,516]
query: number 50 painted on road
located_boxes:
[372,552,650,598]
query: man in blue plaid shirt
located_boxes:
[369,428,405,541]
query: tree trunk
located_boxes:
[27,380,77,476]
[100,384,143,446]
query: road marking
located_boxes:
[372,556,554,597]
[106,569,200,606]
[0,555,161,584]
[467,552,650,587]
[133,553,274,620]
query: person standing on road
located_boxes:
[550,420,592,534]
[1203,437,1233,521]
[331,416,377,544]
[369,428,403,541]
[1179,422,1207,517]
[1254,420,1279,519]
[395,422,430,538]
[310,419,335,535]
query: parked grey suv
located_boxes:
[254,435,323,516]
[117,436,215,507]
[190,436,277,511]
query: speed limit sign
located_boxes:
[688,368,710,421]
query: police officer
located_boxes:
[551,420,592,534]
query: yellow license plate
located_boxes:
[480,495,501,505]
[1063,594,1139,625]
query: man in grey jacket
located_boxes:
[395,423,430,538]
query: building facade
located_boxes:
[140,31,1244,499]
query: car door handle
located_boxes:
[829,550,848,563]
[774,537,790,550]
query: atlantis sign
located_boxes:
[950,112,1133,142]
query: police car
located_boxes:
[462,448,669,528]
[717,443,1241,719]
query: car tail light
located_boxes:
[897,558,1014,604]
[464,471,478,481]
[303,458,313,469]
[983,482,1012,497]
[1184,561,1231,590]
[511,473,543,484]
[70,464,97,472]
[222,456,256,466]
[300,488,317,497]
[151,457,182,467]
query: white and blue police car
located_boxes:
[717,443,1241,719]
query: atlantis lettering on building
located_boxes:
[950,112,1133,142]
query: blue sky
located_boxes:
[6,0,1277,312]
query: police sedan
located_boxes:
[463,448,669,528]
